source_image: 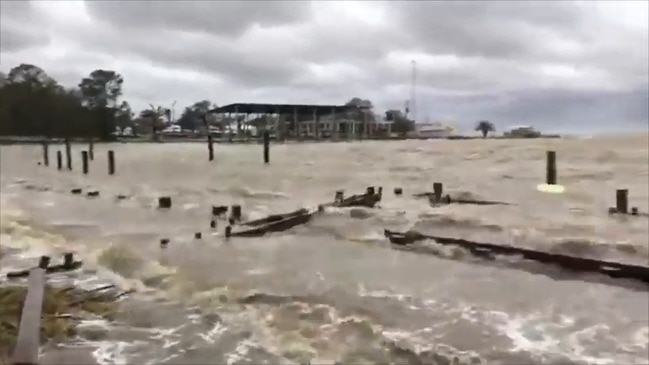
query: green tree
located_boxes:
[475,120,495,138]
[7,63,56,87]
[177,100,218,131]
[0,63,131,140]
[78,69,123,109]
[78,69,124,141]
[176,107,197,131]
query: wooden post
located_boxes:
[293,108,298,140]
[263,130,270,164]
[208,134,214,161]
[202,115,214,161]
[63,253,74,268]
[38,255,50,269]
[56,150,62,170]
[42,141,49,166]
[235,106,241,140]
[546,151,557,185]
[158,197,172,209]
[88,138,94,160]
[331,107,337,141]
[10,268,46,365]
[616,189,628,214]
[433,182,443,202]
[65,138,72,170]
[81,151,89,174]
[312,109,318,140]
[107,150,115,175]
[363,109,368,139]
[231,205,242,221]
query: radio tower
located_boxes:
[410,60,417,123]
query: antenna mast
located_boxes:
[410,60,417,123]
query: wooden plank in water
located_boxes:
[11,268,46,365]
[383,229,649,284]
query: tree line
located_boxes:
[0,63,416,141]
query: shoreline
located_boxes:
[0,134,563,145]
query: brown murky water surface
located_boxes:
[1,135,648,365]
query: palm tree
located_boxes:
[475,120,495,138]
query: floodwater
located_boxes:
[1,134,648,365]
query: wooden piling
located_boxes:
[63,253,74,268]
[158,197,172,209]
[546,151,557,185]
[231,205,242,221]
[81,151,89,174]
[433,182,443,202]
[616,189,628,214]
[88,138,94,160]
[10,268,46,365]
[56,150,62,170]
[65,138,72,170]
[263,130,270,164]
[108,150,115,175]
[208,134,214,161]
[160,238,169,247]
[335,190,344,203]
[212,205,228,216]
[38,255,50,269]
[42,141,49,166]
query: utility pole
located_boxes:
[171,100,177,124]
[410,60,417,123]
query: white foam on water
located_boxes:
[484,309,637,365]
[225,337,257,365]
[92,340,141,365]
[182,203,199,210]
[198,321,228,344]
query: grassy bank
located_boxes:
[0,284,121,364]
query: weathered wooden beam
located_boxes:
[11,268,46,365]
[383,229,649,284]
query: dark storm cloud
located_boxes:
[0,1,646,133]
[68,25,306,88]
[83,1,312,38]
[0,1,51,53]
[388,1,585,59]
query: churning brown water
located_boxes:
[1,135,648,365]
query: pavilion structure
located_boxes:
[208,102,379,140]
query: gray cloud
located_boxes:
[83,1,312,38]
[389,1,584,59]
[0,0,646,134]
[0,1,51,53]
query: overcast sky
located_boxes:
[1,1,647,134]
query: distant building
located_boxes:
[504,125,541,138]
